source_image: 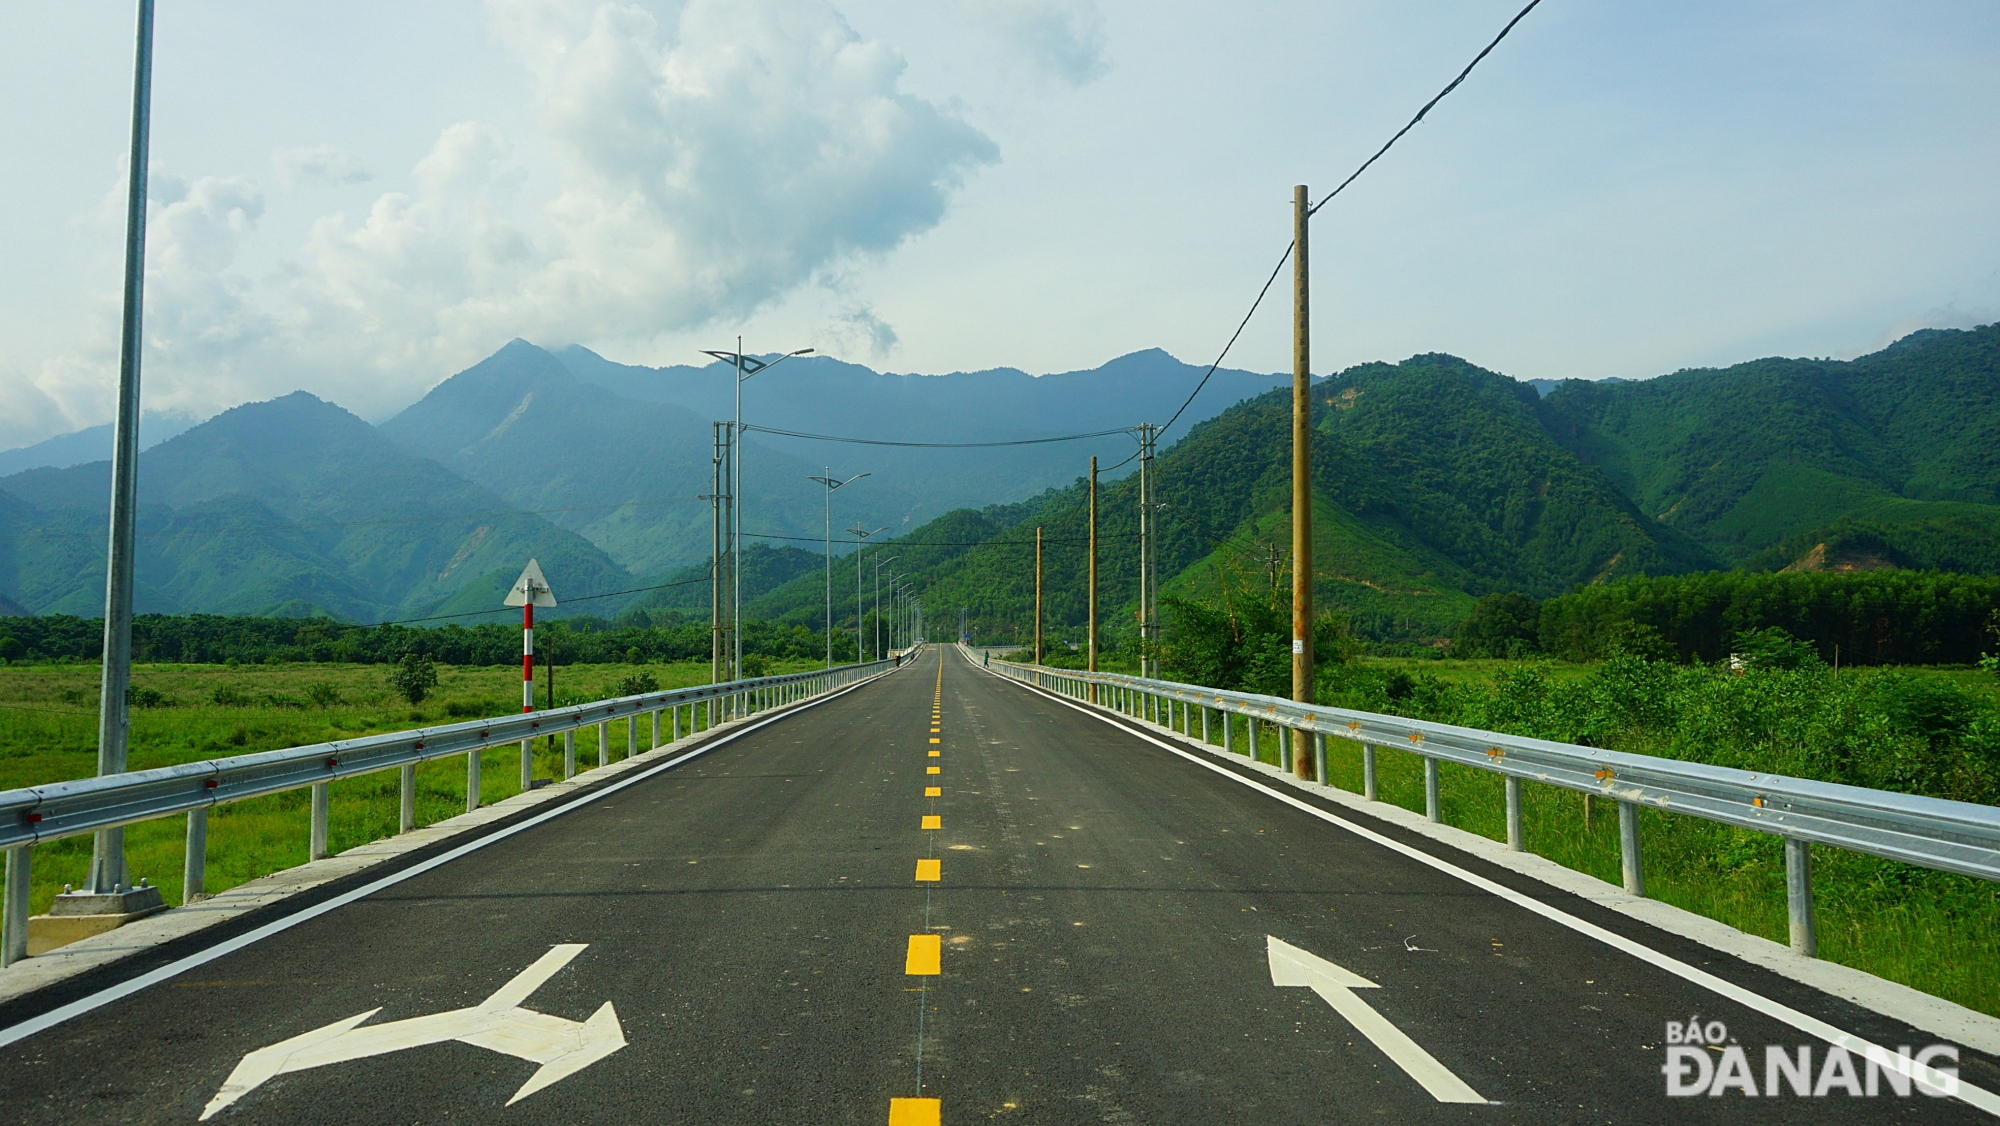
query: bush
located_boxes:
[616,672,659,696]
[124,685,171,708]
[740,654,769,679]
[302,682,343,708]
[388,653,439,704]
[209,685,250,707]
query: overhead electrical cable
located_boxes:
[742,424,1136,448]
[1154,0,1544,438]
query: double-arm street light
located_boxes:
[849,523,888,664]
[701,340,812,681]
[806,469,868,668]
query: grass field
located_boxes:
[0,659,821,918]
[1197,707,2000,1018]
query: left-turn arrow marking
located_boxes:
[201,943,624,1119]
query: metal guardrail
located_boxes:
[979,650,2000,960]
[1,654,908,965]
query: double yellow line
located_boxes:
[891,658,948,1125]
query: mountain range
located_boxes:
[1,323,1994,638]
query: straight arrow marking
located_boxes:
[200,943,624,1119]
[1267,935,1487,1104]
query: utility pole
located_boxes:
[1136,424,1158,678]
[1088,456,1098,695]
[81,0,157,906]
[1034,526,1044,665]
[705,422,732,682]
[1292,184,1315,780]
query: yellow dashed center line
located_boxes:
[921,815,941,830]
[924,786,941,797]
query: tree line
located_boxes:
[0,610,828,668]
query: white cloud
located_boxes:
[962,0,1108,87]
[2,0,999,439]
[827,303,900,357]
[273,145,374,188]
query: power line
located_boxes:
[743,424,1137,448]
[6,495,704,541]
[741,530,1137,549]
[1155,0,1543,438]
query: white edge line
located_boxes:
[978,660,2000,1117]
[0,666,904,1050]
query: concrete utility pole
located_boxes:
[1088,456,1098,693]
[705,423,731,682]
[1291,184,1315,781]
[1034,526,1044,665]
[83,0,157,904]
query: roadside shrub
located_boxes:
[302,682,343,708]
[209,685,250,707]
[388,653,439,705]
[616,672,660,696]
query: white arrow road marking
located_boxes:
[1267,935,1487,1104]
[200,943,624,1120]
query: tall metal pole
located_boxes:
[874,556,896,660]
[1034,526,1044,665]
[87,0,156,896]
[709,423,724,682]
[822,466,832,668]
[732,340,744,683]
[1291,184,1315,780]
[1088,456,1098,676]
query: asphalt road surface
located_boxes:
[2,646,1994,1124]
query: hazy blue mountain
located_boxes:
[555,344,1287,523]
[0,411,200,477]
[0,392,631,621]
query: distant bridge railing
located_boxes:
[1,654,908,965]
[976,648,2000,961]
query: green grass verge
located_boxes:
[0,659,823,918]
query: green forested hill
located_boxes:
[739,354,1715,644]
[1538,323,2000,563]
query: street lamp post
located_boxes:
[849,523,887,664]
[806,469,868,668]
[873,556,897,660]
[701,341,812,682]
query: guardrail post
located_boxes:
[598,722,609,768]
[627,714,638,759]
[1362,744,1378,800]
[1423,758,1440,822]
[672,706,682,742]
[563,731,575,780]
[1785,837,1816,957]
[1278,723,1292,772]
[2,845,27,968]
[1504,776,1523,851]
[1201,706,1210,744]
[400,764,416,831]
[1223,712,1233,754]
[467,750,481,813]
[520,738,532,792]
[1313,733,1327,785]
[1618,801,1645,896]
[309,781,330,860]
[184,807,207,900]
[652,710,661,750]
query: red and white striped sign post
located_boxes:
[505,559,558,793]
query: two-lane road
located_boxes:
[1,646,1992,1123]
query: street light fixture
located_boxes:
[700,340,811,681]
[806,468,868,668]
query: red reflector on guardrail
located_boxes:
[23,812,42,823]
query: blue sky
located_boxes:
[2,1,1996,449]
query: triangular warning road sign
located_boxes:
[504,559,558,607]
